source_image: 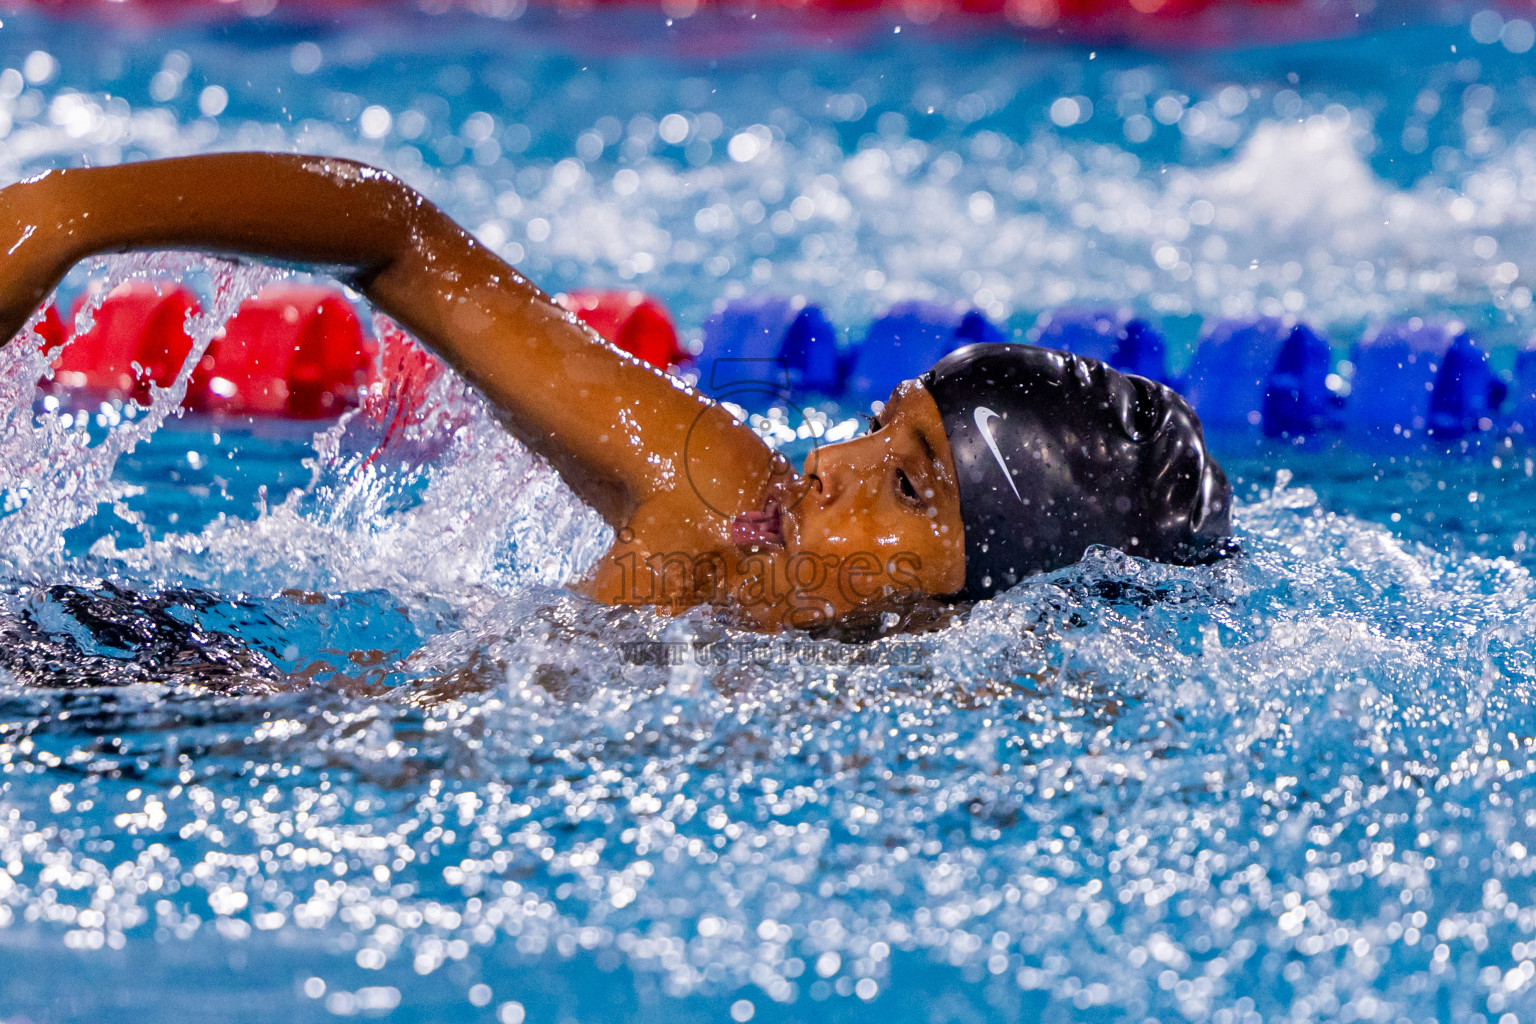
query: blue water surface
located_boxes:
[4,7,1536,1024]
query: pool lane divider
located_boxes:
[31,280,1531,442]
[1344,319,1507,441]
[1184,317,1338,436]
[43,282,201,407]
[1034,307,1171,385]
[697,294,840,396]
[41,281,376,420]
[701,297,1518,442]
[1516,349,1536,434]
[2,0,1387,53]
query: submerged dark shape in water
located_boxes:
[0,581,288,694]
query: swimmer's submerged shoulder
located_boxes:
[0,154,816,625]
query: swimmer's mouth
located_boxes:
[730,498,784,550]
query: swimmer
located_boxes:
[0,153,1232,632]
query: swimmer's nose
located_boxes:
[802,452,839,507]
[806,444,874,510]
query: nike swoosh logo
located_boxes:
[974,406,1023,504]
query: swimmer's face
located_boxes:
[782,378,966,619]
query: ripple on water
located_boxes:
[3,479,1536,1021]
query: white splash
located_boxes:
[0,254,280,570]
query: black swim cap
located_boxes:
[920,344,1232,599]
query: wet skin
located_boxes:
[586,377,967,629]
[0,153,965,632]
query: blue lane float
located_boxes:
[1183,317,1288,430]
[684,297,1516,444]
[1344,319,1506,440]
[841,301,1005,407]
[1515,344,1536,434]
[1184,317,1338,437]
[1033,308,1170,384]
[1261,322,1340,437]
[697,295,841,400]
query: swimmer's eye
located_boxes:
[895,468,920,504]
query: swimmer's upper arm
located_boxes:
[0,153,772,526]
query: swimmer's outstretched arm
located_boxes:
[0,153,778,525]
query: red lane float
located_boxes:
[31,304,68,356]
[37,281,686,420]
[1,0,1419,50]
[188,285,375,418]
[42,282,380,419]
[46,281,200,405]
[558,289,688,369]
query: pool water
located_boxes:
[6,7,1536,1023]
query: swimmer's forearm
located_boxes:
[0,155,408,333]
[0,154,766,521]
[1,154,577,385]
